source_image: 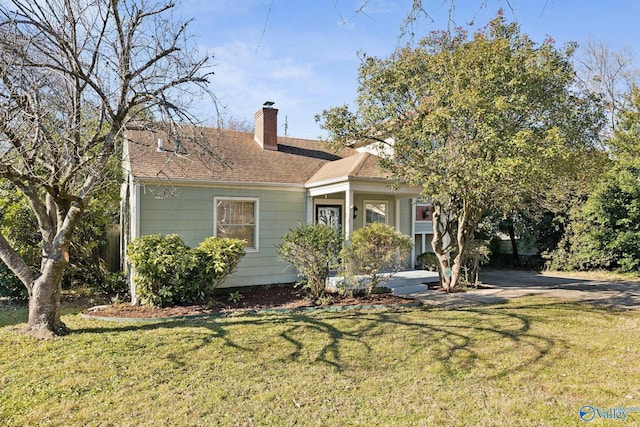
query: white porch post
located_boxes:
[410,198,416,269]
[345,189,354,240]
[129,181,141,305]
[306,194,313,225]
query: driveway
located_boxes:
[407,269,640,310]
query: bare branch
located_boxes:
[0,231,33,287]
[0,0,220,335]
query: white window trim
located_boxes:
[363,200,388,225]
[214,196,260,252]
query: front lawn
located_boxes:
[1,298,639,426]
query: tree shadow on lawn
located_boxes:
[72,299,623,378]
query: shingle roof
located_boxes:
[125,126,389,185]
[306,152,391,185]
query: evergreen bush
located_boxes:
[341,223,412,295]
[277,224,342,300]
[0,262,28,300]
[127,234,245,307]
[416,252,438,271]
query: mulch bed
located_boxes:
[83,285,416,319]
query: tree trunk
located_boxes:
[25,257,69,339]
[27,278,68,339]
[431,203,453,292]
[431,201,485,292]
[507,222,520,264]
[450,249,465,291]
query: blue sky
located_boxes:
[180,0,640,139]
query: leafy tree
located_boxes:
[549,167,640,272]
[277,224,343,300]
[610,86,640,162]
[0,181,38,300]
[318,16,603,291]
[340,223,412,295]
[0,0,217,338]
[548,87,640,273]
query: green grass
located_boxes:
[1,298,640,426]
[544,269,640,282]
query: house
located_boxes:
[121,104,430,299]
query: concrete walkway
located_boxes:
[390,269,640,310]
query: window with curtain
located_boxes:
[215,198,258,249]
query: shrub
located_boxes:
[547,165,640,273]
[127,234,190,306]
[196,237,246,289]
[277,224,342,300]
[127,234,245,307]
[0,262,28,300]
[416,252,438,271]
[341,223,412,295]
[460,240,491,286]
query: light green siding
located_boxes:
[415,221,434,234]
[138,184,306,287]
[135,183,420,288]
[398,198,412,236]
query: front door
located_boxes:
[316,204,342,231]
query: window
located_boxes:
[415,204,432,222]
[316,204,342,230]
[215,197,258,250]
[365,201,387,225]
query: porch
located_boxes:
[305,152,420,239]
[327,270,440,296]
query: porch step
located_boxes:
[327,270,440,296]
[391,283,430,296]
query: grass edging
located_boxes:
[80,300,423,323]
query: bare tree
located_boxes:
[220,116,254,133]
[0,0,217,338]
[576,40,640,135]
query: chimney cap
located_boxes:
[263,101,275,108]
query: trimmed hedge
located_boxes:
[127,234,245,307]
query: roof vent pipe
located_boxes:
[156,138,164,152]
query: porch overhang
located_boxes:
[304,176,421,240]
[305,176,420,198]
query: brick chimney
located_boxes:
[254,102,278,151]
